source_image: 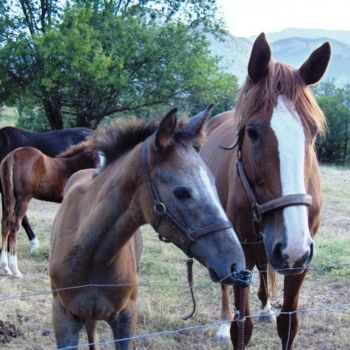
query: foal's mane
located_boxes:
[235,61,326,134]
[95,117,157,166]
[56,138,94,158]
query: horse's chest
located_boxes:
[63,284,134,321]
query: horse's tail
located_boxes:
[0,155,16,216]
[267,263,277,297]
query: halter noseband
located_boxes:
[221,126,312,244]
[142,138,233,255]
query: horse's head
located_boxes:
[236,33,330,274]
[141,107,246,284]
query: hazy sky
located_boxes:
[217,0,350,37]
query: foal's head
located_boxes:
[236,33,330,273]
[141,107,246,284]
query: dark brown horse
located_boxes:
[0,126,94,253]
[0,139,100,278]
[49,107,246,349]
[200,33,331,349]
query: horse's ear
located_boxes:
[248,32,271,83]
[299,42,331,85]
[154,108,178,150]
[184,104,213,137]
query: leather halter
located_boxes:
[142,138,233,256]
[222,126,312,244]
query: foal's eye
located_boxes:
[173,186,192,200]
[246,124,259,142]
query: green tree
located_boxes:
[0,0,235,129]
[315,81,350,164]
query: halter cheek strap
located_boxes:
[222,126,313,244]
[141,138,233,255]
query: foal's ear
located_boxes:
[248,32,271,83]
[299,42,331,85]
[184,104,213,137]
[154,108,178,150]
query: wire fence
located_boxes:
[1,262,350,349]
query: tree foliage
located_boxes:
[0,0,236,129]
[314,81,350,165]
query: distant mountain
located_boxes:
[208,29,350,86]
[271,37,350,86]
[206,32,251,83]
[264,28,350,46]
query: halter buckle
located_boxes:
[154,201,166,215]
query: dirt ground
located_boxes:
[0,166,349,349]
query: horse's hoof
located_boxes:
[214,323,231,344]
[13,271,23,279]
[258,309,276,323]
[1,265,13,276]
[29,237,40,255]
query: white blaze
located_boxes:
[270,96,311,266]
[199,167,240,243]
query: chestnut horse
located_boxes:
[0,139,100,278]
[49,107,246,349]
[0,126,94,253]
[200,33,331,349]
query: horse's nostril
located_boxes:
[231,263,237,273]
[272,243,288,268]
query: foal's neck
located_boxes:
[80,145,145,266]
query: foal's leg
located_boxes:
[109,295,137,350]
[0,214,11,275]
[230,284,254,349]
[7,197,31,278]
[215,284,233,340]
[53,296,83,348]
[22,215,39,255]
[277,271,307,350]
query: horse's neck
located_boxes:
[76,147,145,267]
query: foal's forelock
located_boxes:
[270,96,312,266]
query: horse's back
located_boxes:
[0,126,94,160]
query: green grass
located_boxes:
[1,165,350,349]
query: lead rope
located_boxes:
[237,286,247,350]
[182,257,196,320]
[231,270,252,350]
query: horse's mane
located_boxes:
[95,117,158,166]
[95,116,200,167]
[56,138,94,158]
[0,127,26,147]
[235,61,326,134]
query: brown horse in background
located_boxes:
[49,107,246,349]
[0,126,94,251]
[200,33,331,349]
[0,139,100,278]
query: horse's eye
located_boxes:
[173,186,192,200]
[246,124,259,142]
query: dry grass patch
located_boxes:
[0,165,349,349]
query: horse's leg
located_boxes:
[277,271,307,350]
[85,321,100,350]
[257,264,275,323]
[0,214,11,275]
[215,284,233,340]
[7,197,31,278]
[21,215,39,255]
[52,296,83,348]
[230,284,254,349]
[109,294,137,350]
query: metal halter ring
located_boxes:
[154,201,166,215]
